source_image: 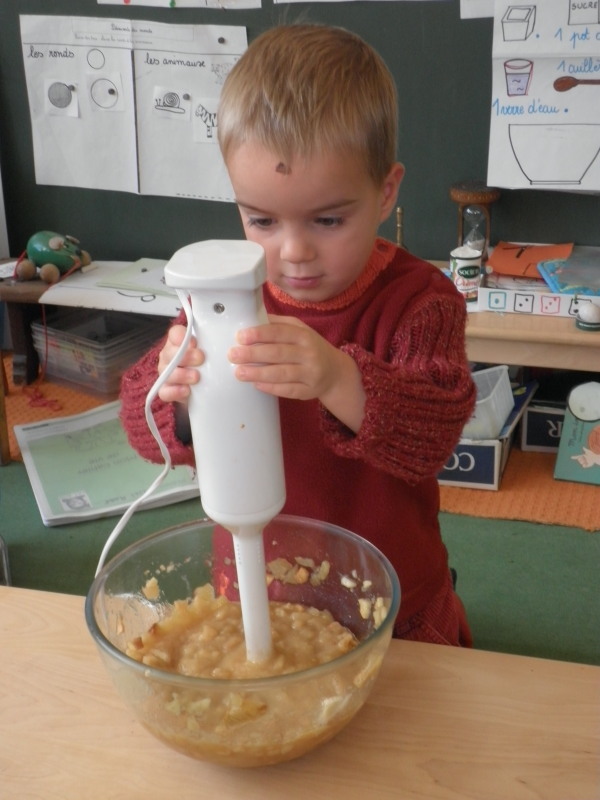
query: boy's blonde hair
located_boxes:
[217,24,398,186]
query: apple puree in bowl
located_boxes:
[121,585,388,766]
[87,516,400,767]
[122,584,393,766]
[126,583,358,679]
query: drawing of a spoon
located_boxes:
[553,76,600,92]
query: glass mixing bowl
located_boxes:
[85,515,400,767]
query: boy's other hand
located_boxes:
[157,324,203,403]
[228,316,337,401]
[228,315,366,432]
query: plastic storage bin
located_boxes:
[32,309,160,395]
[461,365,514,440]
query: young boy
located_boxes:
[120,24,477,646]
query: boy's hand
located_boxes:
[157,324,203,403]
[228,315,366,432]
[229,316,337,400]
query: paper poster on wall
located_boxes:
[134,25,244,200]
[460,0,493,18]
[98,0,260,7]
[20,16,138,194]
[19,16,246,202]
[487,0,600,193]
[275,0,444,3]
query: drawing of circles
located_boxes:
[47,81,73,109]
[90,78,119,109]
[163,92,181,109]
[87,48,106,70]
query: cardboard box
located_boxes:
[438,382,536,491]
[554,383,600,486]
[520,402,566,452]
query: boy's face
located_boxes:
[226,142,404,303]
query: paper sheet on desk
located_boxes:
[40,260,179,317]
[0,261,16,280]
[487,242,573,278]
[95,258,175,297]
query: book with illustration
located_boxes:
[554,382,600,487]
[14,401,199,526]
[537,247,600,296]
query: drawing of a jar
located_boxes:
[568,3,600,25]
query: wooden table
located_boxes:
[466,310,600,372]
[426,260,600,372]
[1,586,598,800]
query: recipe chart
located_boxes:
[20,15,247,201]
[487,0,600,192]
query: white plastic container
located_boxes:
[462,365,514,440]
[32,310,159,395]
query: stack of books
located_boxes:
[478,242,600,317]
[536,246,600,297]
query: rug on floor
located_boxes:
[439,448,598,532]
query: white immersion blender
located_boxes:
[164,240,286,663]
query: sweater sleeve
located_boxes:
[119,316,196,467]
[321,293,477,485]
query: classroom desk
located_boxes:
[427,259,600,372]
[1,271,599,383]
[1,585,598,800]
[466,310,600,371]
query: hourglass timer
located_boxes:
[449,181,501,262]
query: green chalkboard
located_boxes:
[0,0,598,264]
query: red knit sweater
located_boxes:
[119,239,476,625]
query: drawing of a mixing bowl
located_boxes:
[508,124,600,184]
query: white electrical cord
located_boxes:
[95,290,196,576]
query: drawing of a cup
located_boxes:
[504,59,533,96]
